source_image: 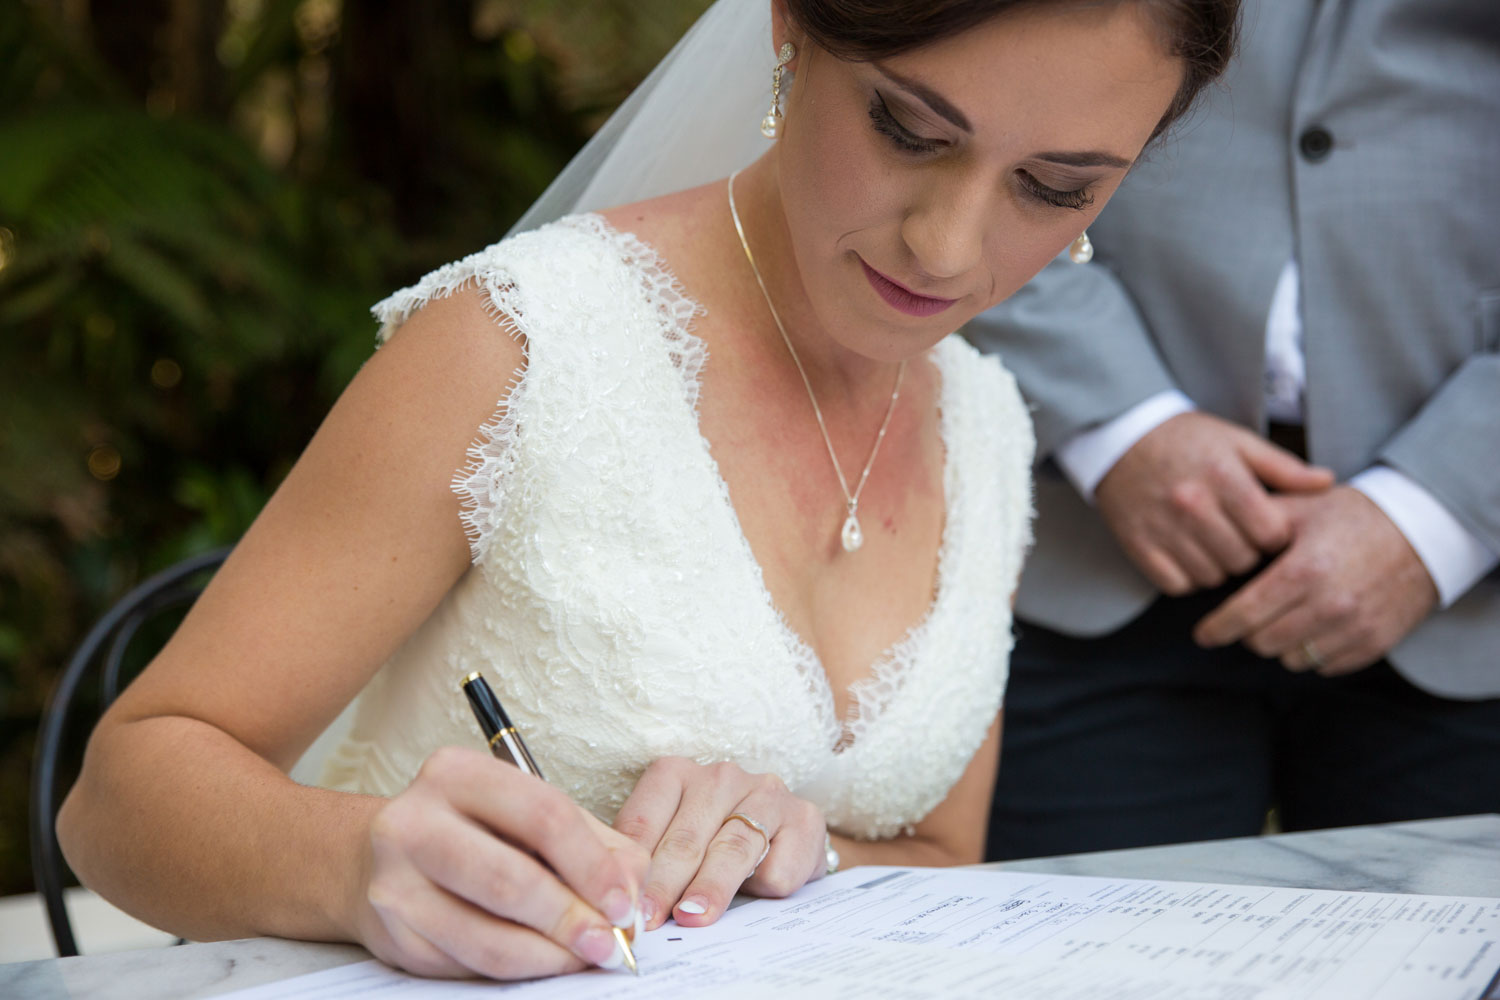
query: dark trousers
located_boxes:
[986,582,1500,861]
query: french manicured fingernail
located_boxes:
[634,906,644,940]
[641,896,657,926]
[677,898,707,915]
[602,888,637,929]
[578,927,624,969]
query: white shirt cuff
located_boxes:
[1350,466,1499,608]
[1055,390,1196,500]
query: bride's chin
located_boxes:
[825,323,949,366]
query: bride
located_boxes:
[58,0,1237,982]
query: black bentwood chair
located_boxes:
[29,546,232,957]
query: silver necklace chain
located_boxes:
[727,169,905,553]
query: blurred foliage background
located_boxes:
[0,0,711,899]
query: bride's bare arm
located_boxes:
[56,288,645,976]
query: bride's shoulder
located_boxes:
[596,182,723,261]
[596,182,734,295]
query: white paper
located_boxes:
[219,867,1500,1000]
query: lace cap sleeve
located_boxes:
[367,215,706,564]
[369,238,534,563]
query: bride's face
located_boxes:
[773,1,1184,360]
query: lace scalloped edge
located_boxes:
[564,214,710,413]
[367,240,532,563]
[451,275,529,563]
[368,215,713,563]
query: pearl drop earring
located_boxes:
[1069,231,1094,264]
[761,42,796,139]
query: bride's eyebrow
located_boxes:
[1033,150,1133,169]
[871,61,972,133]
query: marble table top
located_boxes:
[7,813,1498,1000]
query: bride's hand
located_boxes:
[613,757,827,930]
[351,746,649,980]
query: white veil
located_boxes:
[511,0,777,233]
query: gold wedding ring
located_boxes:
[725,812,771,869]
[1301,640,1326,669]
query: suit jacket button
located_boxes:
[1299,126,1334,162]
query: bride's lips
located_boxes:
[860,259,959,318]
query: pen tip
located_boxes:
[612,926,639,976]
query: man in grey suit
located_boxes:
[969,0,1500,859]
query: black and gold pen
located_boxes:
[460,671,639,976]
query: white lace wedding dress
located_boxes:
[319,214,1034,840]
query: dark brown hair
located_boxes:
[785,0,1241,141]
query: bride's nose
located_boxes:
[900,176,989,282]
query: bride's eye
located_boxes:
[1016,170,1095,210]
[869,93,943,154]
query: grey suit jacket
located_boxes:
[967,0,1500,698]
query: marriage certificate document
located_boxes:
[224,866,1500,1000]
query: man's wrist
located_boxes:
[1055,390,1195,500]
[1350,466,1499,607]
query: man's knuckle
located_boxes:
[1167,481,1206,515]
[1305,553,1335,580]
[1284,560,1316,587]
[1326,592,1358,621]
[1253,518,1290,549]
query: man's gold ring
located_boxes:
[1301,640,1326,669]
[725,812,771,869]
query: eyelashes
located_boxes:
[1016,171,1096,211]
[867,92,1096,211]
[868,92,941,154]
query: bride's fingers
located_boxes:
[403,813,628,963]
[623,761,751,928]
[384,882,597,981]
[427,749,646,926]
[611,756,689,862]
[613,757,707,928]
[668,795,782,926]
[741,794,827,899]
[364,844,597,980]
[364,894,474,979]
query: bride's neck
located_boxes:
[729,158,897,406]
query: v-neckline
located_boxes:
[580,213,960,753]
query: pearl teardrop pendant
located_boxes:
[840,513,864,553]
